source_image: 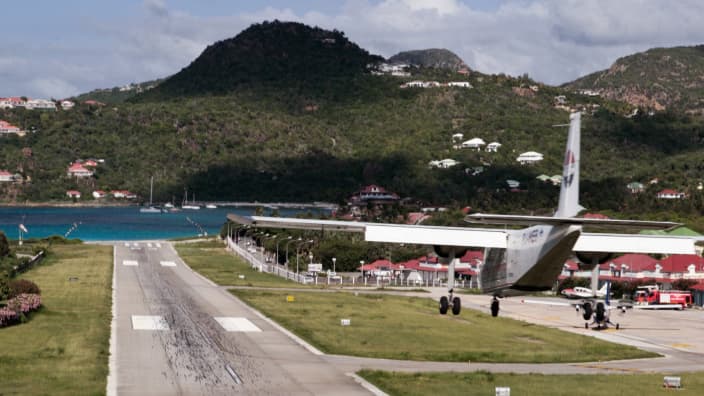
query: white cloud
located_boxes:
[29,78,79,99]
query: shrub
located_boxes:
[8,279,41,298]
[0,293,42,328]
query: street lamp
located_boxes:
[234,224,248,244]
[332,257,337,274]
[284,237,302,270]
[276,236,292,266]
[296,239,314,275]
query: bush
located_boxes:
[8,279,41,298]
[0,293,42,328]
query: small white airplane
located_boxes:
[561,283,608,299]
[228,112,697,323]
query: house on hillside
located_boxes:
[516,151,543,164]
[627,182,645,194]
[25,99,56,110]
[92,190,106,199]
[66,190,81,199]
[461,137,485,150]
[0,120,21,134]
[67,162,93,178]
[447,81,472,88]
[0,170,15,182]
[656,189,685,199]
[486,142,501,152]
[348,185,400,208]
[428,159,459,169]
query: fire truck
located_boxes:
[634,285,692,309]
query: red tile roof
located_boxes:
[601,253,658,272]
[659,254,704,273]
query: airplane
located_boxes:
[561,283,608,299]
[524,281,627,329]
[227,112,697,323]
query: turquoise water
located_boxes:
[0,206,322,241]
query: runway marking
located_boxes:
[147,243,153,248]
[131,315,169,330]
[160,261,176,267]
[214,317,261,332]
[670,343,692,349]
[124,243,129,247]
[156,243,162,248]
[122,260,139,266]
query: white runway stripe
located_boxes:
[131,315,169,330]
[160,261,176,267]
[122,260,138,266]
[214,317,262,332]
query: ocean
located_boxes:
[0,206,325,241]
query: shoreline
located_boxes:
[0,201,338,209]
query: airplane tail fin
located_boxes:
[605,281,611,306]
[598,282,608,296]
[555,112,582,218]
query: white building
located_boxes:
[0,170,14,182]
[461,138,485,150]
[516,151,544,164]
[447,81,472,88]
[25,99,56,110]
[429,159,459,169]
[486,142,502,152]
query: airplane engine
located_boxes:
[433,245,468,261]
[575,251,614,270]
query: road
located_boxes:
[110,241,371,395]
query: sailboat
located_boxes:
[182,189,200,210]
[140,176,162,213]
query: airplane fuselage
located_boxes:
[480,224,581,297]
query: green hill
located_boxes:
[72,79,163,104]
[136,20,383,100]
[388,48,468,71]
[565,45,704,113]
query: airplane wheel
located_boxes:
[452,297,461,315]
[585,322,589,329]
[616,323,620,330]
[582,302,593,321]
[595,302,606,322]
[439,296,449,315]
[490,299,499,317]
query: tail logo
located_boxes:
[564,149,576,165]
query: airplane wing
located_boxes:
[574,233,696,255]
[466,213,680,230]
[228,214,507,248]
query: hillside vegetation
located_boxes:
[388,48,468,71]
[1,21,704,227]
[566,45,704,114]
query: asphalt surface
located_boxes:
[111,241,371,395]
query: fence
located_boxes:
[225,237,472,288]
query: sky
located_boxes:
[2,0,704,99]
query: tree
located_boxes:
[0,232,9,257]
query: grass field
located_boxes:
[358,370,704,395]
[0,244,112,396]
[230,289,656,363]
[175,240,319,288]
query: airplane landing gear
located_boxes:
[491,296,500,317]
[439,289,462,315]
[439,296,449,315]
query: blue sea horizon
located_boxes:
[0,206,325,241]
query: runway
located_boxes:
[109,242,704,395]
[110,241,370,395]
